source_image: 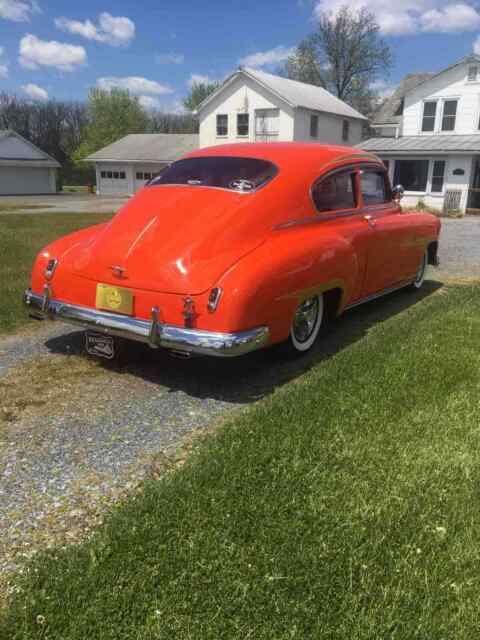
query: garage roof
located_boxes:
[358,134,480,155]
[85,133,199,163]
[0,130,60,168]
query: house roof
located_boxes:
[85,133,199,163]
[358,134,480,155]
[195,67,368,121]
[0,129,60,168]
[373,74,434,126]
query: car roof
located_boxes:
[182,142,382,174]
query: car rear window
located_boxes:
[148,156,277,192]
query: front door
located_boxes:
[359,168,418,297]
[467,156,480,211]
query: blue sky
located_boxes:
[1,0,480,108]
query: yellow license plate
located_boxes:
[96,284,134,315]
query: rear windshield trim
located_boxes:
[147,155,279,193]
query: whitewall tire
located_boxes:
[288,294,324,353]
[411,250,428,290]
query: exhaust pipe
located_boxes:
[169,349,192,359]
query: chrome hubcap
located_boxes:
[293,297,319,343]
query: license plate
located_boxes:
[85,333,115,360]
[96,283,133,315]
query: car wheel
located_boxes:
[411,250,428,290]
[288,294,324,354]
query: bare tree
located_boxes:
[284,6,392,116]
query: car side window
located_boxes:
[312,171,356,213]
[360,170,392,206]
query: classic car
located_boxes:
[24,142,441,358]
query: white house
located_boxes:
[0,130,59,195]
[360,55,480,214]
[195,67,367,148]
[86,133,199,196]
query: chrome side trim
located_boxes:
[23,289,269,358]
[345,280,414,311]
[273,203,398,231]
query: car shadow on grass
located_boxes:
[45,280,442,405]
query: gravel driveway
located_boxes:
[0,219,478,584]
[437,217,480,278]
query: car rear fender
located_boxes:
[215,227,358,344]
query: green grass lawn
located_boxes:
[1,283,480,638]
[0,213,112,334]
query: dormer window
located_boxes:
[468,65,478,82]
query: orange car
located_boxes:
[24,143,440,358]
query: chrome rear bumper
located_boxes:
[23,287,269,358]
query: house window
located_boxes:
[312,171,357,212]
[101,171,106,178]
[342,119,349,142]
[310,114,319,138]
[144,172,151,181]
[441,100,457,131]
[393,159,429,192]
[421,101,437,132]
[237,113,249,136]
[255,108,280,140]
[360,170,391,205]
[113,172,119,179]
[136,172,143,180]
[431,160,446,193]
[216,114,228,136]
[107,171,113,179]
[468,65,478,82]
[119,171,126,180]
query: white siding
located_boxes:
[199,75,295,148]
[293,108,363,145]
[403,62,480,136]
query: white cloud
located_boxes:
[22,82,48,100]
[313,0,480,36]
[55,12,135,47]
[97,76,174,95]
[19,34,86,71]
[420,3,480,32]
[187,73,217,87]
[473,34,480,54]
[0,0,38,22]
[239,45,295,68]
[0,45,8,77]
[155,52,184,64]
[370,79,395,99]
[138,95,161,109]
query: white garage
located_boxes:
[86,133,199,196]
[0,130,59,195]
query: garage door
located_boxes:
[0,166,53,195]
[99,167,129,195]
[134,164,168,192]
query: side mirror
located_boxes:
[392,184,404,201]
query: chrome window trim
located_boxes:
[308,161,389,218]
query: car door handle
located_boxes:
[363,214,376,227]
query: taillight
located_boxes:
[207,287,222,313]
[44,258,58,280]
